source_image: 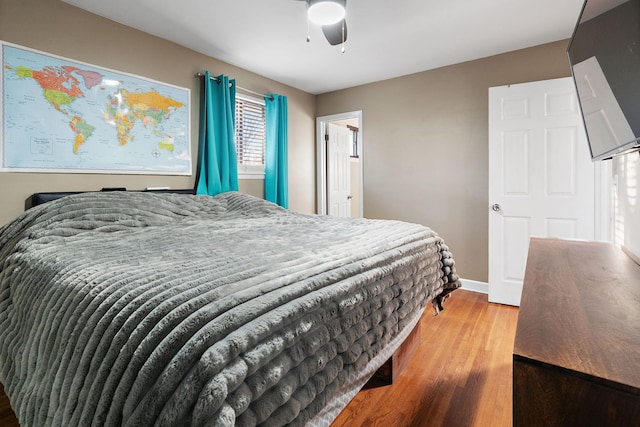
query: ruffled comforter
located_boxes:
[0,191,459,426]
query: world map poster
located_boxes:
[1,41,191,175]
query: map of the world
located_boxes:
[1,41,191,174]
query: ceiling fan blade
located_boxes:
[322,19,347,45]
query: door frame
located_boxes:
[316,111,363,216]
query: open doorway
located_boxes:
[316,111,363,217]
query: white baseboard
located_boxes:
[459,278,488,294]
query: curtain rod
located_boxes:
[195,73,274,100]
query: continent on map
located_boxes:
[105,89,185,151]
[13,64,103,153]
[70,116,95,153]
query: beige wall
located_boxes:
[316,40,572,282]
[0,0,316,226]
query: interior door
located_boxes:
[488,77,595,306]
[327,123,351,217]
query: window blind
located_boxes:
[235,95,265,166]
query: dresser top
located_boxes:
[514,237,640,393]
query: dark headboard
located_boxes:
[25,188,196,210]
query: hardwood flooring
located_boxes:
[331,290,519,427]
[0,290,518,427]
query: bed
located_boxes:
[0,190,460,426]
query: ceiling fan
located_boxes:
[299,0,348,47]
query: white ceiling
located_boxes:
[61,0,586,95]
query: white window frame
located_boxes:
[235,93,266,180]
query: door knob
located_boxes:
[491,203,501,212]
[347,195,353,200]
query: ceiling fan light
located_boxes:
[308,1,345,26]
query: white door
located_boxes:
[327,123,351,217]
[488,77,595,306]
[316,111,363,217]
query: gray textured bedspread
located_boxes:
[0,191,459,426]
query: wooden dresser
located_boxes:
[513,238,640,426]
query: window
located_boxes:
[235,94,265,178]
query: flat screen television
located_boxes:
[568,0,640,161]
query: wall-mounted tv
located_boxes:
[568,0,640,161]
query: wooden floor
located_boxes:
[331,290,519,427]
[0,290,518,427]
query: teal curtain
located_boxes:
[264,94,288,208]
[195,72,239,196]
